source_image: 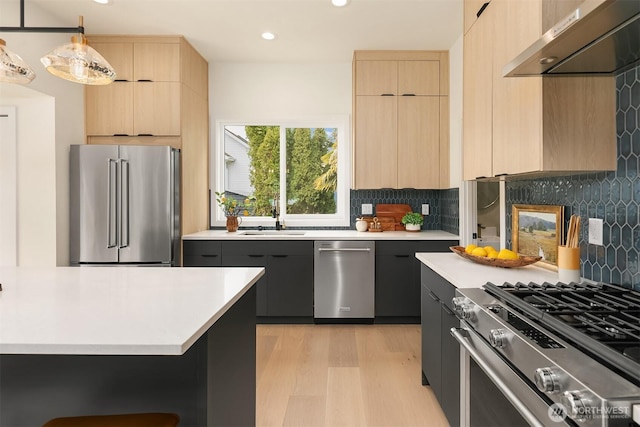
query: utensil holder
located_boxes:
[557,245,580,283]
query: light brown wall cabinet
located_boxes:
[462,0,616,181]
[353,51,450,190]
[85,39,185,137]
[84,35,210,242]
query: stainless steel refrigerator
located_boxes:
[70,144,180,266]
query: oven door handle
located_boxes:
[451,327,545,427]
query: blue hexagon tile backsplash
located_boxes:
[505,66,639,290]
[350,188,459,234]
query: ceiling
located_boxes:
[0,0,463,63]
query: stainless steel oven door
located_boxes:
[452,325,574,427]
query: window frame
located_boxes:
[213,116,351,228]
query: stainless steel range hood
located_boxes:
[503,0,640,77]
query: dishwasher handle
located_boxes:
[317,247,372,253]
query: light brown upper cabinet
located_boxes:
[462,0,616,181]
[353,51,450,190]
[85,37,186,137]
[463,0,488,34]
[84,35,210,240]
[462,2,493,181]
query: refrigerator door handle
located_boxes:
[107,158,118,248]
[119,159,130,249]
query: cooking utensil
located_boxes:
[566,215,580,248]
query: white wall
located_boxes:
[0,106,17,266]
[210,62,353,120]
[1,20,85,266]
[0,84,57,266]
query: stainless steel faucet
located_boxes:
[272,193,281,230]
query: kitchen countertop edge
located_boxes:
[416,253,563,289]
[183,229,459,240]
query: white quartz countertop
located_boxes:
[183,229,459,241]
[416,253,563,289]
[0,266,264,356]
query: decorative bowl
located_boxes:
[449,246,542,268]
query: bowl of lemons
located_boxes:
[449,245,542,268]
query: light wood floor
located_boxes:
[256,324,450,427]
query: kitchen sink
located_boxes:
[239,231,306,236]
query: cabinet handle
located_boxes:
[201,254,218,258]
[380,93,395,96]
[113,134,129,137]
[271,254,288,258]
[114,79,128,82]
[401,94,416,96]
[494,173,509,177]
[441,303,455,315]
[428,290,440,302]
[394,254,410,258]
[476,2,490,17]
[475,176,487,180]
[137,134,154,137]
[137,79,153,82]
[248,254,265,258]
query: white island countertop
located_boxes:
[183,229,459,240]
[0,266,264,356]
[416,253,564,289]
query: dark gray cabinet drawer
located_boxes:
[223,240,312,256]
[183,241,222,266]
[376,240,457,256]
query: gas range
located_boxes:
[453,281,640,426]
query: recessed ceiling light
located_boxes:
[93,0,110,4]
[332,0,349,6]
[261,32,276,41]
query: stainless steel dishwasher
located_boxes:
[314,240,375,321]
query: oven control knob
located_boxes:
[489,329,507,348]
[452,298,473,320]
[561,391,590,421]
[534,367,561,394]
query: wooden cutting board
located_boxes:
[375,204,412,231]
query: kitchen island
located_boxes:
[0,266,264,427]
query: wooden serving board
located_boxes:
[375,204,412,231]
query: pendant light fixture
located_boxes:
[0,0,115,85]
[0,39,36,84]
[40,16,116,85]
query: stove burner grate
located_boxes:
[484,281,640,385]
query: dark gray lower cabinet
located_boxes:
[183,240,313,319]
[184,239,457,324]
[376,240,458,321]
[421,264,460,427]
[266,253,313,317]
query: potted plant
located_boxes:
[401,212,423,232]
[215,192,253,232]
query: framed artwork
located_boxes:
[512,204,564,269]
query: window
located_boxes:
[214,117,350,227]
